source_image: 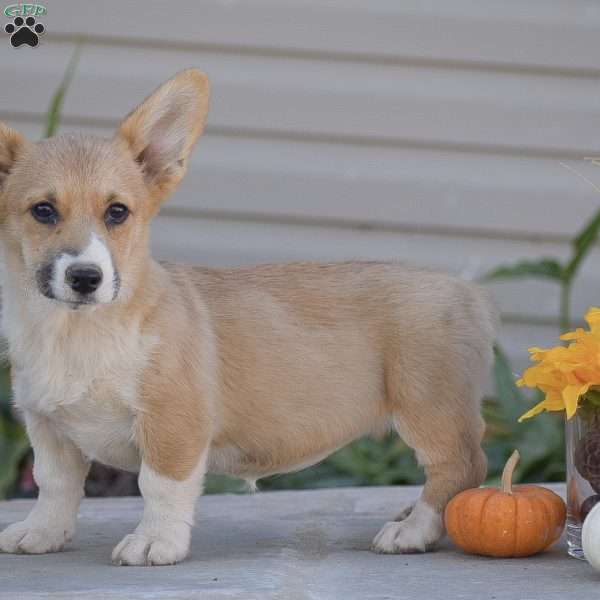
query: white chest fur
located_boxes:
[4,294,156,472]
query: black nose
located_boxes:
[65,264,103,295]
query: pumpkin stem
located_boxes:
[502,450,520,494]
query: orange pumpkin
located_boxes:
[445,450,566,558]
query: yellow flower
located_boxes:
[518,307,600,421]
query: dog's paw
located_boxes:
[372,521,430,554]
[111,532,189,566]
[371,502,443,554]
[394,504,414,522]
[0,520,71,554]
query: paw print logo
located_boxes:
[4,16,45,47]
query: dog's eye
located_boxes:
[105,203,129,226]
[30,202,59,225]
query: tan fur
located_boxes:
[134,264,215,480]
[0,69,498,562]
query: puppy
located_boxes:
[0,70,497,566]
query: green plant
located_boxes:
[484,207,600,334]
[44,43,82,138]
[482,347,564,485]
[0,366,27,498]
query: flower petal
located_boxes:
[563,383,591,419]
[518,391,565,422]
[517,307,600,420]
[561,328,587,341]
[518,401,548,422]
[585,307,600,333]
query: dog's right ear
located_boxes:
[0,122,26,193]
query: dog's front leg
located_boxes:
[111,344,212,566]
[111,456,206,567]
[0,411,89,554]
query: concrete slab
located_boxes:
[0,486,596,600]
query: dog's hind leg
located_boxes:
[372,311,491,554]
[372,399,487,554]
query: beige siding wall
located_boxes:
[2,1,600,369]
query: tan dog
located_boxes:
[0,70,497,566]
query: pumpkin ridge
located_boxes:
[478,490,495,556]
[513,493,519,556]
[456,493,472,553]
[539,490,566,546]
[449,497,466,550]
[462,490,478,554]
[535,496,551,549]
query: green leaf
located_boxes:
[44,42,83,139]
[490,345,528,423]
[481,259,564,283]
[203,474,250,494]
[583,389,600,408]
[483,344,564,484]
[564,208,600,283]
[0,415,29,499]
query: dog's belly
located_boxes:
[206,443,339,480]
[207,411,390,480]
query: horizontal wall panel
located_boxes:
[44,0,600,73]
[6,120,600,241]
[2,42,600,155]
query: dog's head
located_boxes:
[0,69,209,309]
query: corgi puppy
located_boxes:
[0,70,497,566]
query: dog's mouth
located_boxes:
[36,284,99,310]
[35,258,121,308]
[63,298,97,310]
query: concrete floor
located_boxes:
[0,486,597,600]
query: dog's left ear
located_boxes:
[117,69,210,203]
[0,122,26,193]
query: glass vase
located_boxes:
[566,406,600,559]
